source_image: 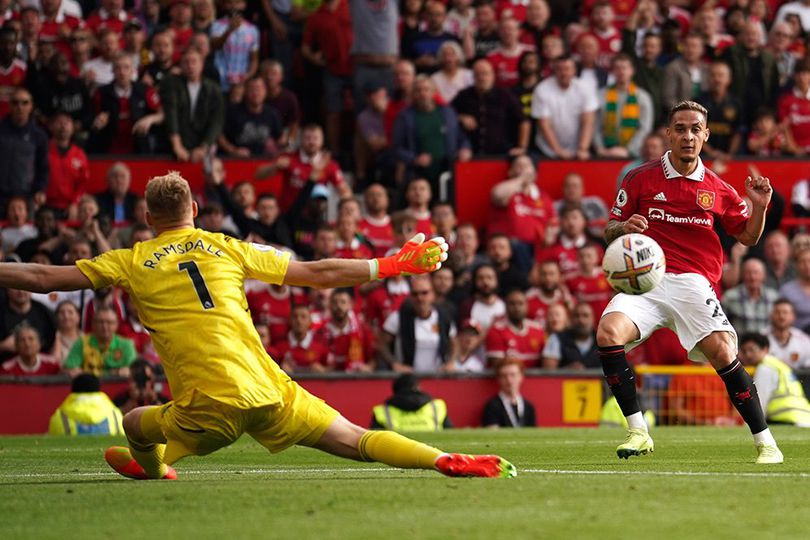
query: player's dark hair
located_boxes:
[668,100,708,124]
[738,332,770,350]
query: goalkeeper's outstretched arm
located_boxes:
[0,264,93,293]
[284,233,449,289]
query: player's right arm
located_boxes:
[605,170,647,244]
[604,215,649,244]
[0,263,93,293]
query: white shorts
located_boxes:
[601,273,737,363]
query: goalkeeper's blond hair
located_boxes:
[145,171,193,222]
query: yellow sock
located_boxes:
[129,441,168,479]
[358,431,443,470]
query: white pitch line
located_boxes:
[522,468,810,479]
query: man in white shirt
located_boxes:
[531,55,598,159]
[767,298,810,369]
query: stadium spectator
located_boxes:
[538,34,564,78]
[430,265,457,321]
[2,198,37,253]
[82,28,126,88]
[161,47,224,163]
[404,178,434,235]
[48,373,124,436]
[537,206,599,280]
[189,31,222,86]
[0,25,25,118]
[691,6,734,60]
[485,289,544,368]
[519,0,554,50]
[277,304,329,373]
[747,108,791,157]
[447,318,485,372]
[512,50,540,124]
[622,30,664,127]
[0,88,48,217]
[738,332,810,426]
[210,0,259,91]
[86,0,131,36]
[14,208,65,264]
[487,233,529,294]
[581,1,621,69]
[94,162,139,225]
[452,58,528,156]
[38,0,82,60]
[486,17,533,89]
[0,288,56,360]
[288,184,331,259]
[0,324,60,376]
[767,298,810,370]
[258,59,299,149]
[256,124,350,213]
[574,34,607,95]
[762,231,796,289]
[531,55,598,160]
[196,203,238,237]
[482,358,537,428]
[544,302,570,335]
[310,225,338,261]
[317,289,374,372]
[381,275,456,373]
[542,302,598,369]
[775,1,810,33]
[594,53,653,159]
[67,27,91,75]
[31,53,92,135]
[767,21,798,87]
[431,41,472,104]
[722,20,780,125]
[163,0,194,63]
[779,59,810,155]
[526,259,572,326]
[662,33,709,111]
[63,306,137,377]
[123,19,147,73]
[88,53,163,154]
[219,76,282,157]
[447,0,474,40]
[393,75,471,187]
[620,1,659,58]
[722,258,780,334]
[117,293,159,363]
[451,222,485,282]
[463,1,499,61]
[553,172,609,238]
[50,301,82,365]
[358,184,394,257]
[141,31,177,89]
[113,358,170,415]
[668,372,738,426]
[779,247,810,331]
[698,62,743,161]
[399,0,424,64]
[370,374,451,431]
[565,243,613,321]
[431,203,457,246]
[246,282,293,344]
[458,263,505,332]
[348,0,398,109]
[45,111,89,221]
[354,84,393,189]
[405,1,456,74]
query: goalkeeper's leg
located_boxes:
[308,416,516,478]
[104,406,179,480]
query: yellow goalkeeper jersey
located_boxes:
[76,228,292,409]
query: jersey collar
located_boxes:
[661,150,705,182]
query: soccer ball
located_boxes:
[603,234,666,295]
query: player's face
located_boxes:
[497,365,523,394]
[506,292,527,323]
[771,303,795,330]
[667,110,709,164]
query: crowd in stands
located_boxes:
[2,0,810,391]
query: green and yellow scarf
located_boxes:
[603,83,640,147]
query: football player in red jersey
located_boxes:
[597,100,782,463]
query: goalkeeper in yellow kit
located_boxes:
[0,172,515,480]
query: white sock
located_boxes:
[753,428,776,446]
[626,412,647,431]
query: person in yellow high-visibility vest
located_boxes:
[739,332,810,427]
[371,374,452,432]
[49,373,125,436]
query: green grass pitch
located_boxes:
[2,427,810,540]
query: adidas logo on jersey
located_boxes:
[654,192,667,201]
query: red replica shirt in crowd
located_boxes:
[485,318,545,368]
[778,90,810,153]
[565,269,614,320]
[85,9,132,39]
[409,209,433,237]
[363,279,409,329]
[359,215,394,257]
[579,0,634,22]
[276,331,329,369]
[94,85,160,154]
[335,237,373,260]
[611,152,749,289]
[1,355,61,376]
[581,27,622,68]
[40,15,83,59]
[525,287,569,328]
[247,287,292,343]
[316,315,374,371]
[495,0,527,21]
[277,151,346,213]
[46,142,89,211]
[487,45,534,88]
[302,0,353,76]
[490,185,557,245]
[536,235,598,280]
[170,26,194,63]
[0,59,26,117]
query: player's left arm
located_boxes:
[284,233,449,289]
[0,264,93,293]
[734,174,773,246]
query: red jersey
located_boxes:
[581,27,622,69]
[85,9,132,39]
[565,269,614,320]
[486,45,533,88]
[40,15,83,59]
[277,151,346,212]
[580,0,634,23]
[484,318,545,368]
[359,215,394,257]
[610,153,749,288]
[0,59,26,118]
[489,185,557,245]
[778,90,810,153]
[526,287,570,327]
[536,235,597,280]
[1,355,61,376]
[335,237,373,260]
[46,143,89,211]
[275,331,329,369]
[315,315,374,371]
[170,26,194,63]
[302,0,353,76]
[247,287,292,343]
[495,0,527,21]
[94,85,160,154]
[363,279,409,329]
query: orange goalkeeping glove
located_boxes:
[372,233,449,280]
